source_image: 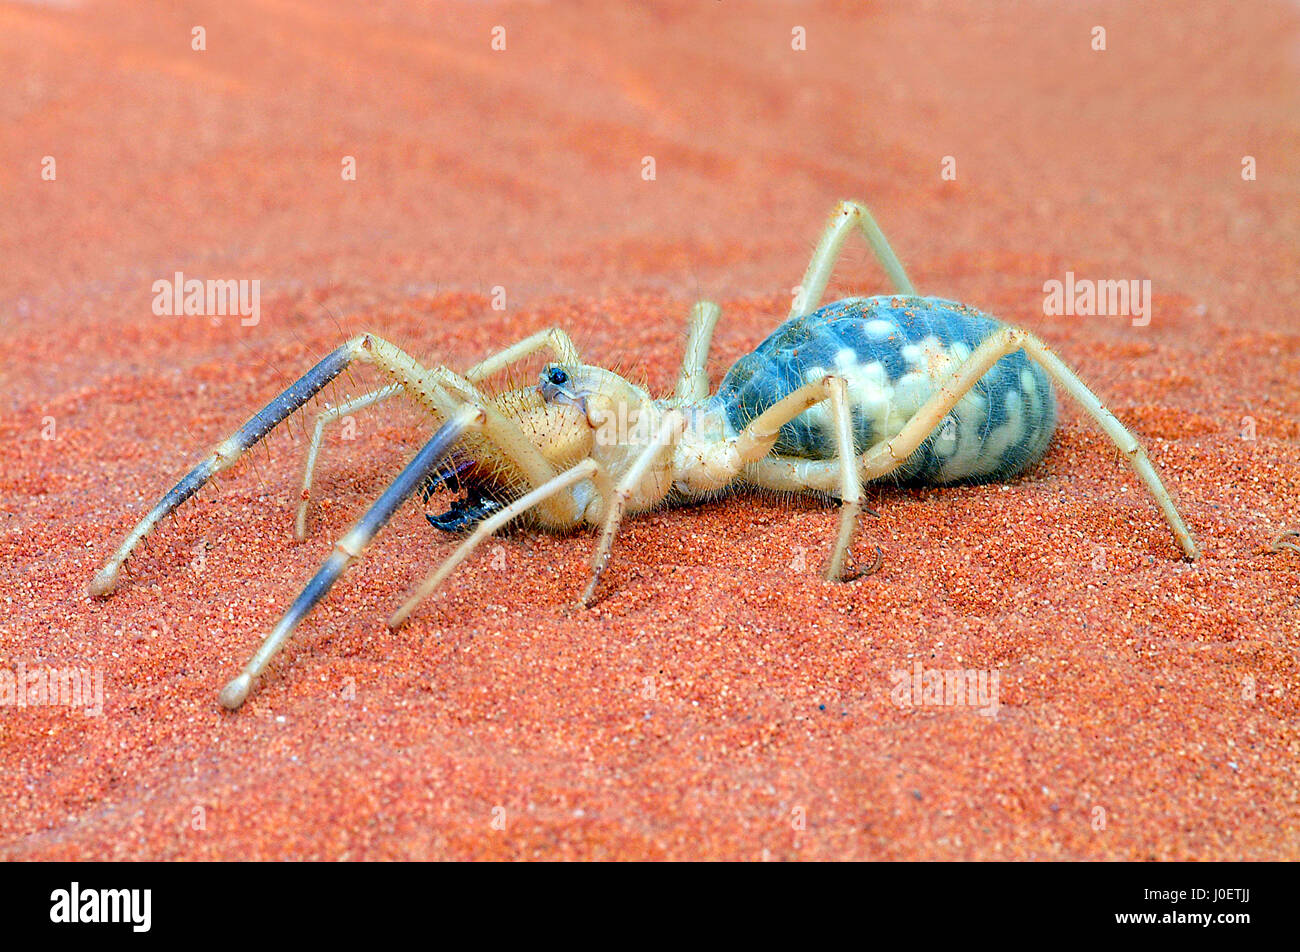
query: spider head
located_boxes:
[539,363,654,447]
[537,365,589,412]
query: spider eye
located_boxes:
[546,368,569,387]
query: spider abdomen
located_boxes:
[716,295,1058,483]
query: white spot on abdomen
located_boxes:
[864,319,896,340]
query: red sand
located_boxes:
[1,0,1297,860]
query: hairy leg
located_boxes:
[89,334,465,596]
[464,327,581,382]
[296,384,403,539]
[219,382,600,709]
[388,458,601,628]
[858,326,1197,558]
[673,301,722,404]
[747,327,1199,560]
[729,375,870,579]
[218,405,483,709]
[790,199,916,319]
[581,411,688,606]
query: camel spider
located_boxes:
[89,200,1199,710]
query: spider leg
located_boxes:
[581,411,687,606]
[296,383,403,540]
[672,300,722,404]
[791,199,916,318]
[674,204,904,402]
[823,377,865,579]
[463,326,581,381]
[218,405,482,709]
[747,326,1198,560]
[855,326,1197,558]
[389,458,601,628]
[730,375,870,580]
[89,334,466,597]
[222,378,600,708]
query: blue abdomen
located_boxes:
[715,296,1057,483]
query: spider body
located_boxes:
[88,200,1199,710]
[712,295,1057,484]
